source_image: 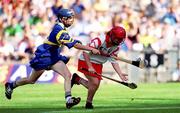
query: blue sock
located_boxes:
[9,82,17,89]
[9,83,14,89]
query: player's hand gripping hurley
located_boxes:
[111,56,147,69]
[81,68,137,89]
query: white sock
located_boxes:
[65,91,72,103]
[66,96,72,103]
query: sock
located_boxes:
[65,91,72,103]
[11,81,17,89]
[12,81,17,89]
[9,81,17,89]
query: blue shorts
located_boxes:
[30,44,69,71]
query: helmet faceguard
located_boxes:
[109,26,126,45]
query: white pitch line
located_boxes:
[42,106,180,113]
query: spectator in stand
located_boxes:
[51,0,63,16]
[161,6,178,25]
[70,0,85,20]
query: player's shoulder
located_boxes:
[53,22,66,32]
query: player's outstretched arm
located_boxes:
[111,62,128,81]
[74,43,100,55]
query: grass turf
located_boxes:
[1,83,180,113]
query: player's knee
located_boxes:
[88,78,100,88]
[64,73,72,81]
[90,81,99,89]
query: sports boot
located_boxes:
[5,82,13,100]
[71,73,81,88]
[66,97,81,109]
[85,102,94,109]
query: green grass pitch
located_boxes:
[1,83,180,113]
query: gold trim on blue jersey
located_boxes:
[56,30,74,44]
[44,39,62,47]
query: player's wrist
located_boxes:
[90,48,94,53]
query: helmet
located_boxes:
[57,8,74,19]
[57,8,75,27]
[109,26,126,45]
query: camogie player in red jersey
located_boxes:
[71,26,128,109]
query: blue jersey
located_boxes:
[30,22,81,70]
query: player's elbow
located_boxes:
[63,73,72,81]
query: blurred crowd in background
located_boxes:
[0,0,179,68]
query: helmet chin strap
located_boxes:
[57,17,62,22]
[112,40,119,45]
[58,18,71,28]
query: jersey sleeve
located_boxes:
[56,30,81,49]
[88,37,102,49]
[108,57,117,63]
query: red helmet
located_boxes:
[109,26,126,45]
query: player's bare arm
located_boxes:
[111,62,128,81]
[74,43,100,55]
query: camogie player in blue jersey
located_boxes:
[5,8,100,109]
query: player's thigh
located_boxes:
[29,69,45,82]
[51,61,71,77]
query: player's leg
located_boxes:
[71,73,88,88]
[85,75,101,109]
[5,69,44,99]
[71,59,101,89]
[51,61,81,109]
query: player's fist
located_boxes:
[88,66,96,74]
[91,48,100,55]
[119,73,128,81]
